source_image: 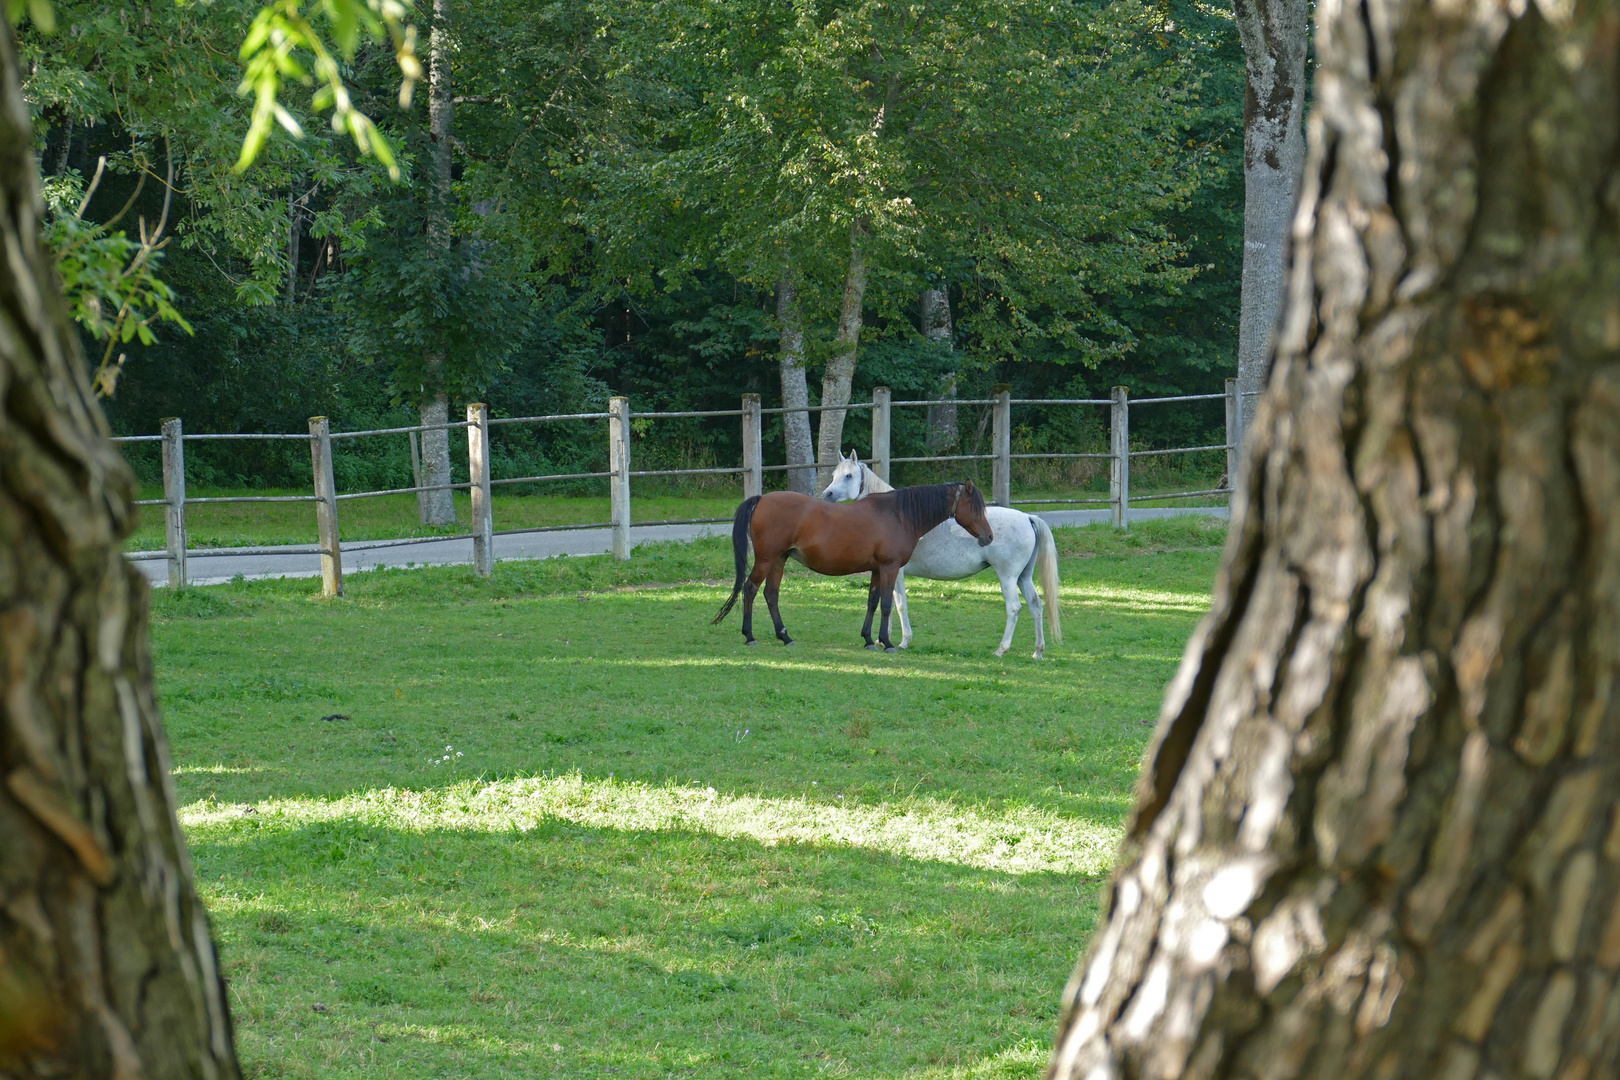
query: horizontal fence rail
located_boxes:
[116,378,1246,592]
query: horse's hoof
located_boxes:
[865,643,880,651]
[1032,651,1044,660]
[780,638,795,646]
[993,647,1009,658]
[884,646,898,654]
[744,639,759,647]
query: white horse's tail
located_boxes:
[1032,515,1062,643]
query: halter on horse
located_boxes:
[711,482,993,651]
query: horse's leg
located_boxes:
[993,568,1023,658]
[764,559,793,645]
[741,558,770,645]
[862,571,881,649]
[1018,560,1045,659]
[877,565,899,652]
[894,570,912,649]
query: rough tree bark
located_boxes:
[1048,0,1620,1077]
[777,268,817,496]
[418,0,456,527]
[0,24,240,1080]
[815,220,868,489]
[1233,0,1308,434]
[921,285,957,453]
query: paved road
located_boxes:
[128,505,1228,588]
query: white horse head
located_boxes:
[821,450,894,501]
[821,449,866,501]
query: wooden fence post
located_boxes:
[742,393,762,499]
[991,385,1011,506]
[872,386,891,484]
[1224,377,1240,493]
[468,403,494,576]
[309,416,344,597]
[609,396,632,561]
[1110,386,1130,530]
[409,429,425,521]
[160,417,187,590]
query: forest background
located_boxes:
[19,0,1244,495]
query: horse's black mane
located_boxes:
[869,482,982,534]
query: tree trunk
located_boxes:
[285,189,300,310]
[921,285,957,453]
[777,268,817,495]
[815,220,868,489]
[418,0,456,527]
[1232,0,1308,435]
[418,391,454,525]
[0,24,240,1080]
[1048,1,1620,1078]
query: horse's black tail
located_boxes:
[711,495,763,624]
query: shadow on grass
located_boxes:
[196,812,1094,1080]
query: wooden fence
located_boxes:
[113,380,1254,596]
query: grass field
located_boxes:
[154,517,1227,1079]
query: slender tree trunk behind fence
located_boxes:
[777,270,817,496]
[922,286,957,452]
[408,429,425,522]
[161,416,187,589]
[418,392,456,526]
[816,221,869,489]
[417,0,458,528]
[1234,0,1309,436]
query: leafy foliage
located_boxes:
[40,163,192,395]
[20,0,1248,480]
[233,0,421,177]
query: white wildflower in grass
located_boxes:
[456,751,463,758]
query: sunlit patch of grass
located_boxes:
[183,772,1120,876]
[153,533,1220,1078]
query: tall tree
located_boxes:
[417,0,457,526]
[0,19,239,1079]
[594,0,1199,479]
[921,283,956,452]
[1232,0,1308,431]
[777,268,817,494]
[816,220,870,486]
[1048,0,1620,1076]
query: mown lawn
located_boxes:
[154,517,1226,1079]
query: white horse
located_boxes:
[821,451,1062,658]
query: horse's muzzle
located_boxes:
[977,532,993,547]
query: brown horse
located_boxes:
[711,481,993,651]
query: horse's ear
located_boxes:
[852,449,861,464]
